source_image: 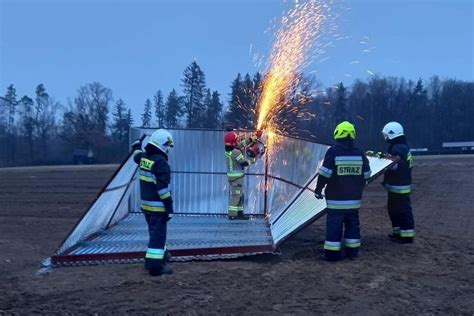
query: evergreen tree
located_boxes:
[408,79,428,146]
[202,89,212,128]
[225,73,243,128]
[240,73,256,128]
[333,82,347,124]
[2,84,17,135]
[203,89,223,129]
[252,72,262,110]
[153,90,165,127]
[1,85,18,165]
[111,98,130,151]
[165,89,182,128]
[34,84,58,160]
[19,95,35,160]
[126,109,134,129]
[141,99,152,127]
[182,61,206,128]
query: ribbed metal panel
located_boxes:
[58,156,138,254]
[267,136,329,187]
[53,128,396,266]
[129,129,266,215]
[266,136,328,222]
[66,214,272,256]
[270,156,396,245]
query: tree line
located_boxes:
[1,59,472,167]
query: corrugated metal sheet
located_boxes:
[58,154,138,254]
[129,129,266,215]
[266,136,328,222]
[62,213,273,258]
[53,128,397,265]
[270,156,397,245]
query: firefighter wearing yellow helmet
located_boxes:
[314,121,371,261]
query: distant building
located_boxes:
[72,148,95,165]
[442,141,474,151]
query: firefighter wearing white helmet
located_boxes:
[132,129,174,276]
[382,121,404,140]
[381,122,415,243]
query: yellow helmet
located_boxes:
[334,121,356,140]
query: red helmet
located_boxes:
[224,131,239,146]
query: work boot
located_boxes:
[149,265,173,276]
[345,248,359,260]
[160,265,174,275]
[388,233,401,241]
[391,237,414,244]
[324,250,342,262]
[237,211,250,220]
[228,215,238,220]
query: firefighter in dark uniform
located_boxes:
[314,121,371,261]
[132,129,174,276]
[381,122,415,243]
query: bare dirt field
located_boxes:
[0,156,473,315]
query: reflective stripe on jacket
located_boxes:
[134,150,171,212]
[225,148,248,181]
[315,141,371,210]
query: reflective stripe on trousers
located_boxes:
[385,184,411,194]
[326,199,362,210]
[141,200,166,212]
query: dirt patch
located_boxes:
[0,157,473,314]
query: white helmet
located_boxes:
[147,129,174,154]
[382,122,404,140]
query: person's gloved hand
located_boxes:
[246,147,257,158]
[163,197,173,214]
[131,139,142,151]
[366,150,384,158]
[314,191,324,199]
[248,135,258,144]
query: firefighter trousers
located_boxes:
[324,209,361,261]
[228,177,244,216]
[387,192,415,240]
[144,212,168,275]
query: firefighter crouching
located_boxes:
[132,129,174,276]
[314,121,371,261]
[224,131,260,220]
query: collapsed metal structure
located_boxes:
[50,128,395,266]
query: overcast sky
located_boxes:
[1,0,472,121]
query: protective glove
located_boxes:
[246,147,257,158]
[131,139,142,151]
[366,150,384,158]
[248,135,258,144]
[314,191,324,199]
[162,197,174,214]
[255,129,263,138]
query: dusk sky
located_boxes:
[1,0,472,121]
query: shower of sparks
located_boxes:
[256,0,333,134]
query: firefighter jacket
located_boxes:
[133,149,173,213]
[315,140,371,210]
[384,137,413,194]
[225,146,249,182]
